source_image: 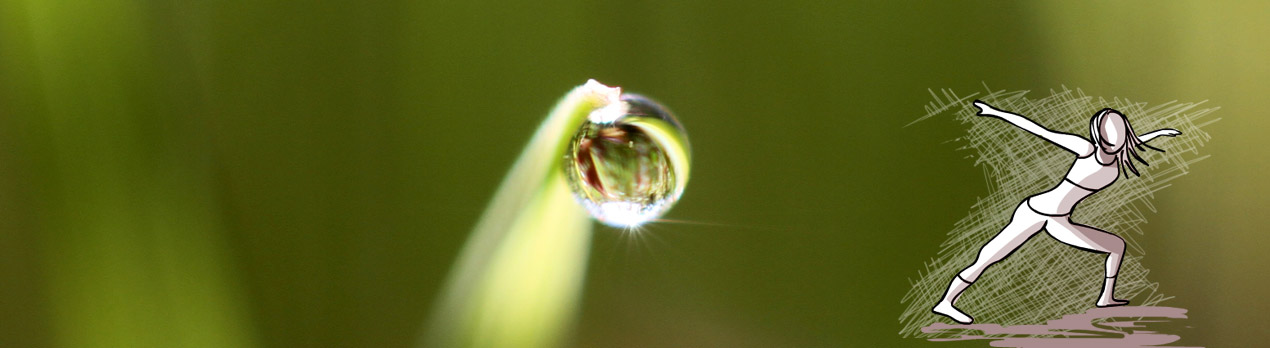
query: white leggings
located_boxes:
[958,199,1126,282]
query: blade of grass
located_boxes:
[425,80,620,348]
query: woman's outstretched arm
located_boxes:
[1138,128,1182,144]
[973,100,1095,156]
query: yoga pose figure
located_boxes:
[931,100,1181,324]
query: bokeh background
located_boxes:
[1,1,1266,347]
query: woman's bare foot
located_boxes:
[1097,276,1129,307]
[932,301,974,324]
[1096,297,1130,308]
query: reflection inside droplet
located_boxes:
[564,94,690,227]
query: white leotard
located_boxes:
[1026,153,1119,216]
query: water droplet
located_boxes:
[563,94,690,227]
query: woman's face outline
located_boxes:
[1098,112,1128,153]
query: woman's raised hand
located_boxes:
[972,100,999,117]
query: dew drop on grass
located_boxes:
[564,94,690,227]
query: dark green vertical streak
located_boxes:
[335,2,414,347]
[205,1,417,346]
[1,1,256,347]
[205,1,340,346]
[0,1,56,346]
[25,1,161,345]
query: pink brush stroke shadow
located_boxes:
[922,306,1199,348]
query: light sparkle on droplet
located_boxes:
[563,93,690,228]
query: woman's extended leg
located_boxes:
[933,203,1046,324]
[1045,218,1129,307]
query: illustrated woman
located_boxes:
[932,100,1181,324]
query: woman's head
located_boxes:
[1094,111,1128,153]
[1089,108,1160,177]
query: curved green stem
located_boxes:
[425,80,621,348]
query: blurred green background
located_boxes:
[1,1,1266,347]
